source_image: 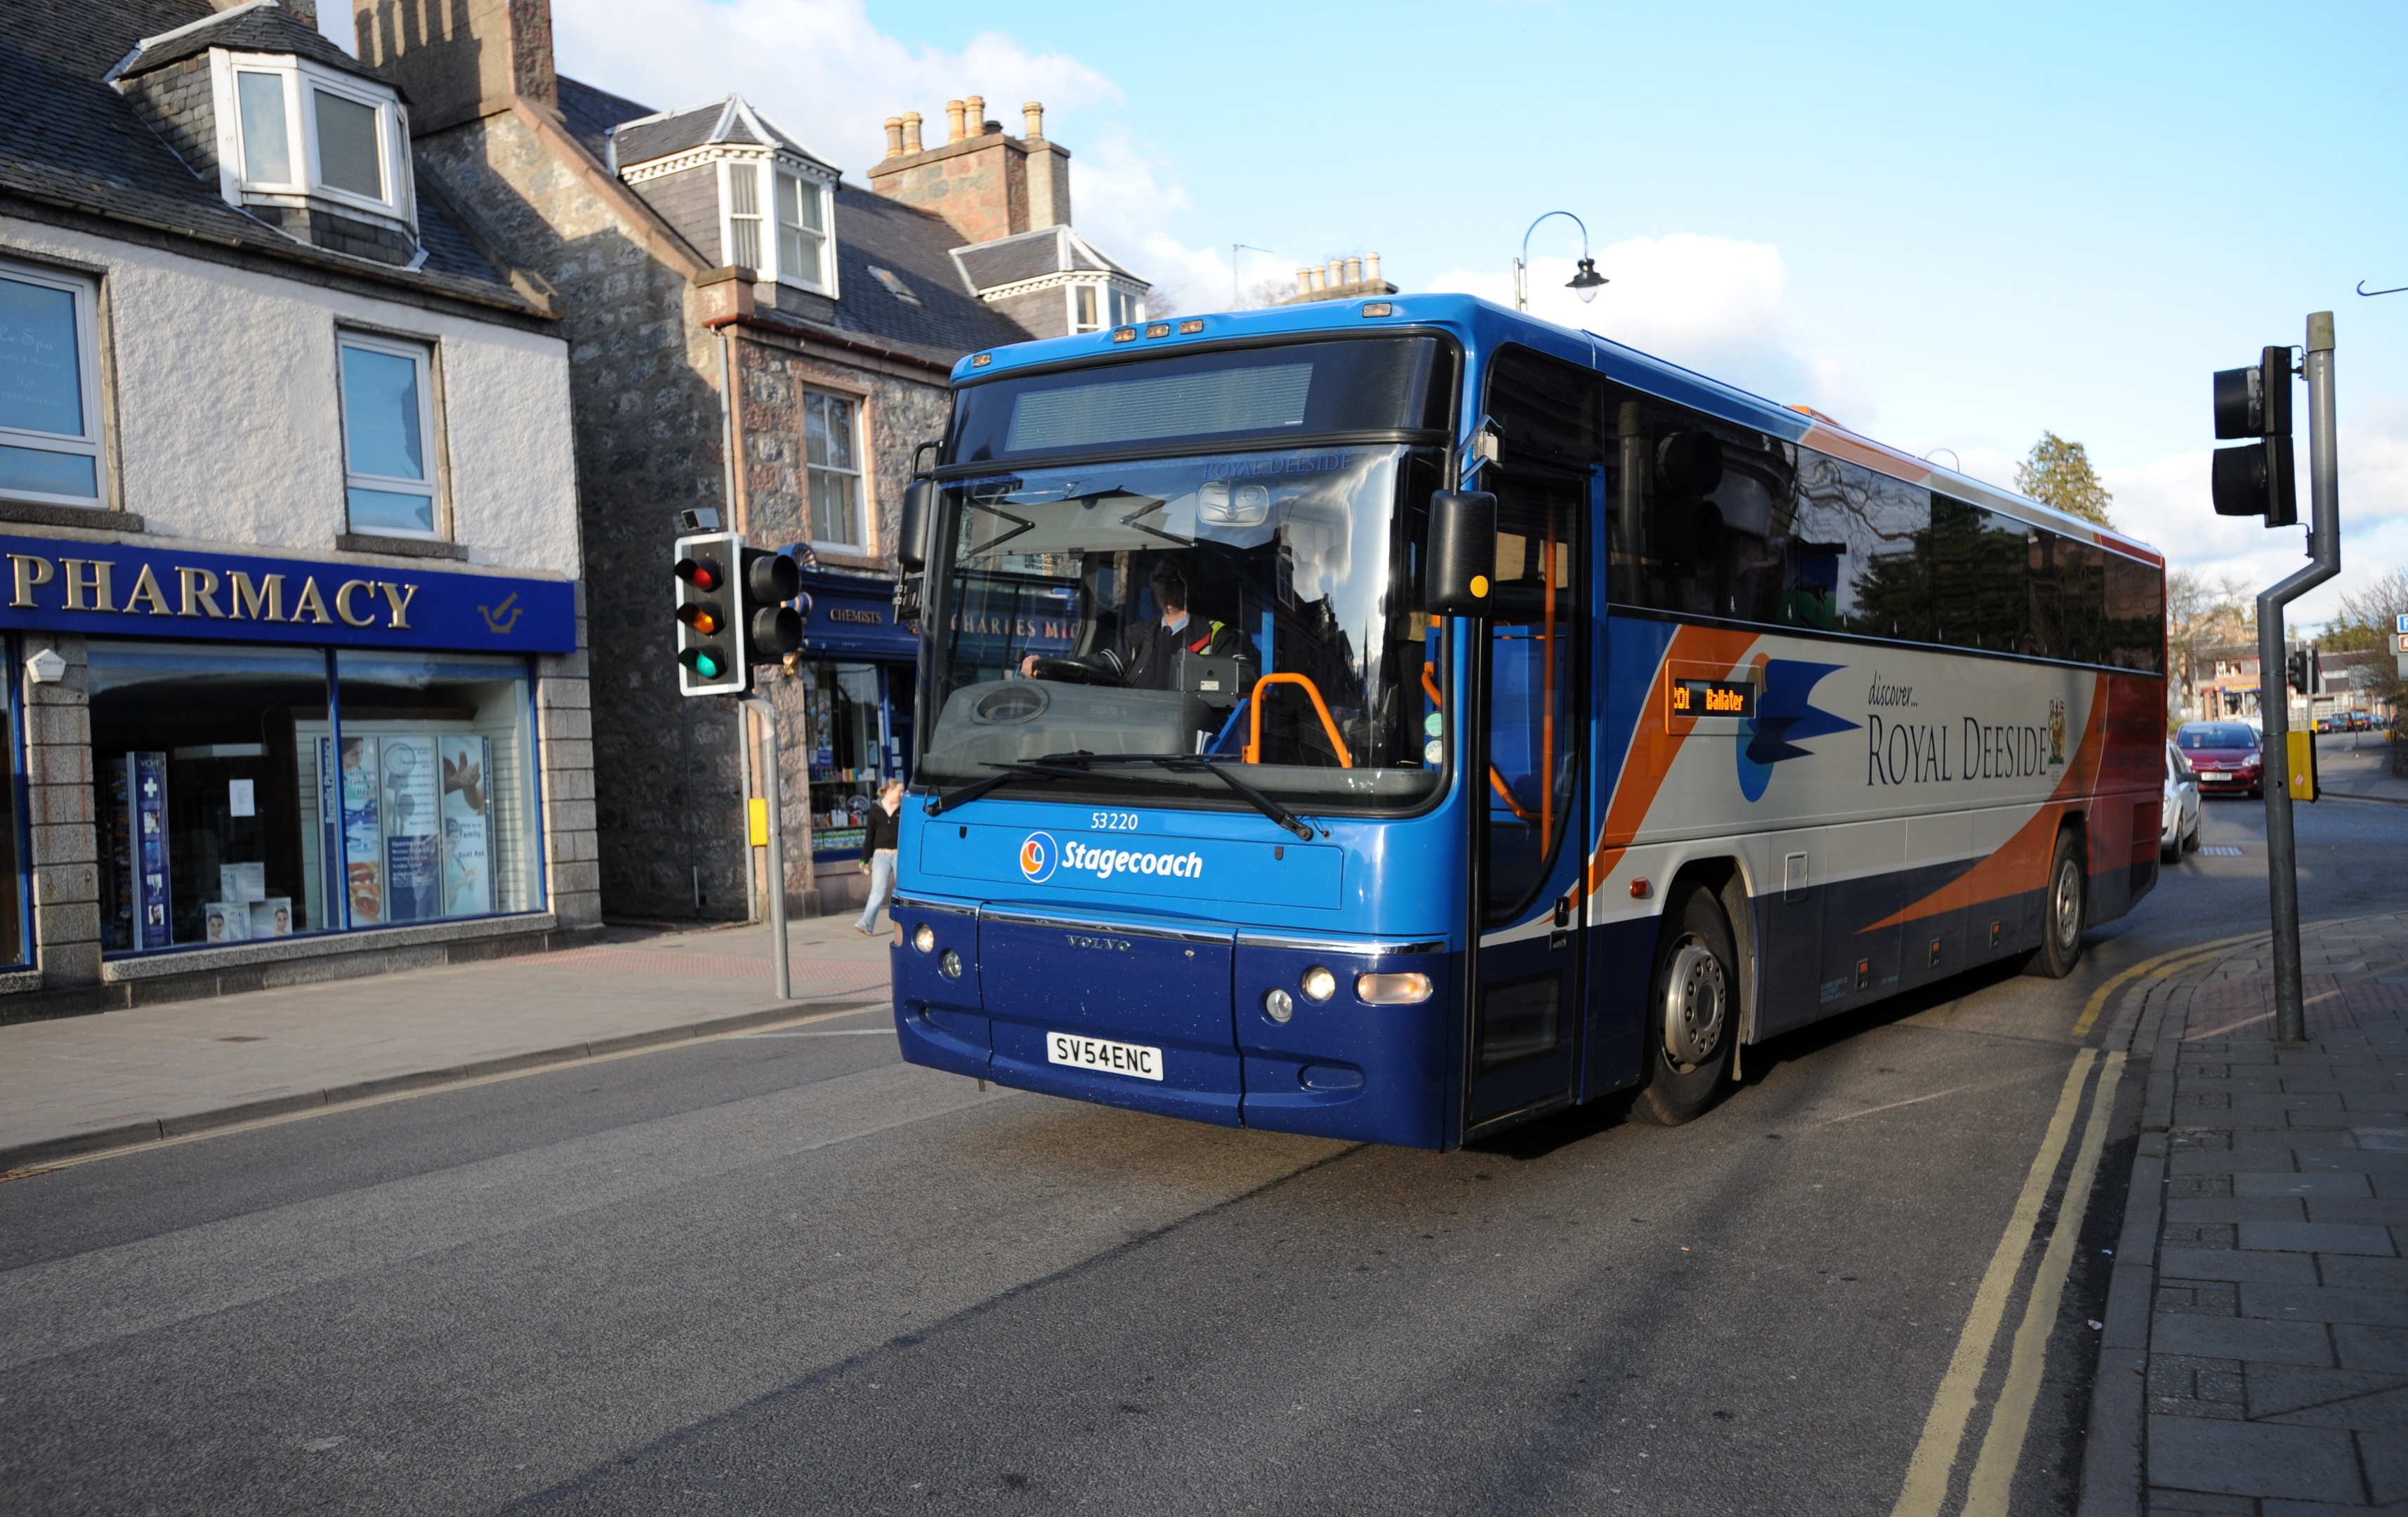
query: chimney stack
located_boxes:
[357,0,558,135]
[875,95,1070,241]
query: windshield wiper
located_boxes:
[921,751,1321,841]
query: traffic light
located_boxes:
[2211,346,2297,527]
[739,546,803,662]
[673,529,744,695]
[2287,648,2313,696]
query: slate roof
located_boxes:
[1,0,536,312]
[610,95,836,176]
[110,0,388,92]
[823,188,1037,356]
[558,74,650,163]
[952,225,1140,294]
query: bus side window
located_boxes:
[1788,452,1934,643]
[1603,389,1793,621]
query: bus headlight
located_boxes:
[1357,972,1434,1005]
[939,950,963,980]
[1263,987,1295,1023]
[1300,966,1337,1002]
[912,924,935,954]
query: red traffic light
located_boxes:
[674,556,724,592]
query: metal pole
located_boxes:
[742,693,791,1000]
[2259,312,2341,1044]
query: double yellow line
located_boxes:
[1892,930,2260,1517]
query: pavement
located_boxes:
[2311,734,2408,806]
[2083,909,2408,1516]
[0,912,893,1171]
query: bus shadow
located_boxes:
[1473,956,2034,1163]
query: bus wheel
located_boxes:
[1631,886,1736,1127]
[2026,829,2087,980]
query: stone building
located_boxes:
[0,0,593,1018]
[355,0,1150,922]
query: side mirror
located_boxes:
[897,478,937,572]
[1423,490,1496,617]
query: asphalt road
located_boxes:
[5,779,2407,1516]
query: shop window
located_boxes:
[0,260,105,507]
[0,643,23,966]
[331,652,539,926]
[91,642,331,949]
[341,334,439,537]
[89,643,540,953]
[803,660,895,860]
[804,390,864,552]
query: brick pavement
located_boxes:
[2088,912,2408,1515]
[0,917,893,1171]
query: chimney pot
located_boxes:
[1325,259,1341,289]
[945,100,966,143]
[1367,252,1381,284]
[883,116,904,158]
[1346,255,1362,285]
[1296,268,1312,298]
[1022,101,1044,140]
[902,111,923,152]
[964,96,985,138]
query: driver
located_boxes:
[1021,554,1246,691]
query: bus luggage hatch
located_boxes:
[978,909,1242,1127]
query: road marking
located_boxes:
[2067,931,2267,1042]
[1959,1049,2126,1517]
[1888,1046,2096,1517]
[4,1002,896,1177]
[1821,1083,1980,1124]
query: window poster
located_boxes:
[129,751,171,950]
[317,737,341,931]
[381,735,439,922]
[341,737,382,925]
[440,735,492,917]
[103,761,133,950]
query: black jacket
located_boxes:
[860,802,901,860]
[1090,616,1248,692]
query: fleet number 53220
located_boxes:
[1091,811,1140,831]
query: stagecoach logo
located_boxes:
[1019,831,1058,883]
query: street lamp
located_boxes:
[1231,244,1278,309]
[1515,211,1607,312]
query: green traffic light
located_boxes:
[694,652,723,678]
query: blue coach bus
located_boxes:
[888,294,2166,1148]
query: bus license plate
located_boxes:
[1046,1032,1165,1082]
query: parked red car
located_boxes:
[2176,721,2263,799]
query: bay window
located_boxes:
[721,159,833,291]
[222,56,410,222]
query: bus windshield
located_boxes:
[920,443,1440,809]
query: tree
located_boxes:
[2014,432,2115,527]
[2328,565,2408,651]
[2166,567,2252,718]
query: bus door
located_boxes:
[1466,464,1587,1128]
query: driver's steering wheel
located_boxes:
[1025,655,1129,688]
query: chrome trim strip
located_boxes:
[978,907,1235,945]
[1235,933,1447,956]
[891,895,975,917]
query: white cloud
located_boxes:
[2104,399,2408,625]
[1425,234,1876,423]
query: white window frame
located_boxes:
[215,53,415,225]
[0,258,105,508]
[803,388,868,556]
[1070,283,1101,334]
[717,155,836,294]
[336,331,442,539]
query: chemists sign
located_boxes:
[0,534,575,653]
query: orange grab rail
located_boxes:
[1419,660,1535,824]
[1243,673,1353,768]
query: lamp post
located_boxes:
[1515,211,1607,312]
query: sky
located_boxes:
[329,0,2408,626]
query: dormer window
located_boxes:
[717,158,833,291]
[223,55,411,221]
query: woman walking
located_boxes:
[854,779,905,935]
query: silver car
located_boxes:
[2162,740,2202,862]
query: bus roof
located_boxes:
[950,292,2162,568]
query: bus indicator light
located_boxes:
[1629,877,1650,899]
[1356,972,1433,1005]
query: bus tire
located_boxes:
[1630,885,1736,1127]
[2025,829,2086,980]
